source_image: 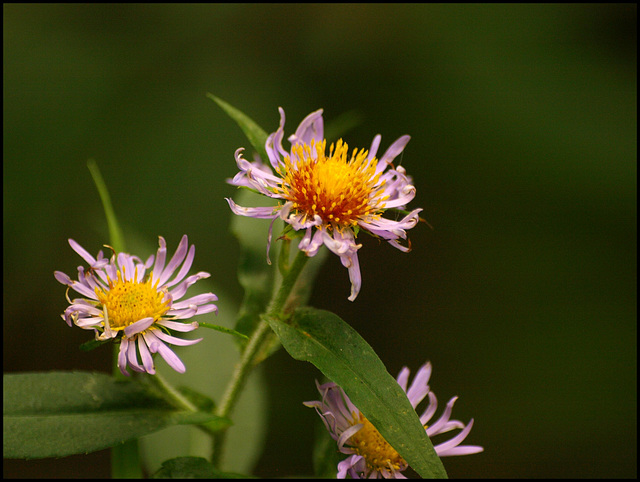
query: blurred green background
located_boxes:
[3,3,636,478]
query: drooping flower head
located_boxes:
[54,235,218,376]
[304,362,483,479]
[226,108,422,301]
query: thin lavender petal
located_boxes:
[118,339,131,376]
[163,244,195,289]
[145,332,186,373]
[152,236,168,283]
[124,317,155,337]
[153,329,202,346]
[157,235,189,287]
[138,336,156,375]
[156,319,199,332]
[68,239,98,266]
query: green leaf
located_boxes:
[199,323,249,341]
[266,307,449,479]
[3,371,228,459]
[78,338,111,352]
[209,95,278,343]
[151,456,253,479]
[207,93,269,162]
[87,159,126,253]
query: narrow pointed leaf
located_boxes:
[207,93,269,162]
[266,307,448,479]
[3,371,229,459]
[208,94,277,342]
[87,159,125,253]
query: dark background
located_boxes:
[4,4,636,478]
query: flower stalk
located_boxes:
[212,249,309,467]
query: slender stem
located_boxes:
[215,318,272,421]
[150,370,198,412]
[211,250,309,467]
[266,249,309,316]
[88,160,139,477]
[111,345,143,478]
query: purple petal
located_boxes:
[153,329,202,347]
[54,271,73,286]
[377,135,411,173]
[152,236,167,284]
[434,419,483,456]
[226,198,281,219]
[427,396,458,436]
[288,108,324,147]
[419,391,439,426]
[156,319,199,332]
[164,244,195,289]
[168,272,210,301]
[126,337,145,373]
[124,317,155,337]
[396,366,410,392]
[68,239,97,266]
[368,134,382,161]
[405,362,432,408]
[171,293,218,310]
[138,335,156,375]
[118,339,131,376]
[157,235,189,287]
[144,332,186,373]
[265,108,288,170]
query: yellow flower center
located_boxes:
[95,269,170,331]
[276,139,388,228]
[349,413,407,473]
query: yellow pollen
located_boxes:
[95,268,170,331]
[276,138,385,228]
[349,413,407,473]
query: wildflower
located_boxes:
[226,108,422,301]
[54,235,218,376]
[304,362,483,478]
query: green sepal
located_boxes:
[79,338,111,352]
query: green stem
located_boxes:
[214,318,272,424]
[87,160,139,477]
[111,346,143,478]
[146,371,223,437]
[266,248,309,316]
[211,250,309,467]
[150,371,198,412]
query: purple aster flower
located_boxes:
[304,362,483,478]
[54,235,218,376]
[226,108,422,301]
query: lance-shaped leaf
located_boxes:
[87,159,125,253]
[210,95,277,342]
[3,371,230,459]
[207,93,269,161]
[266,307,448,479]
